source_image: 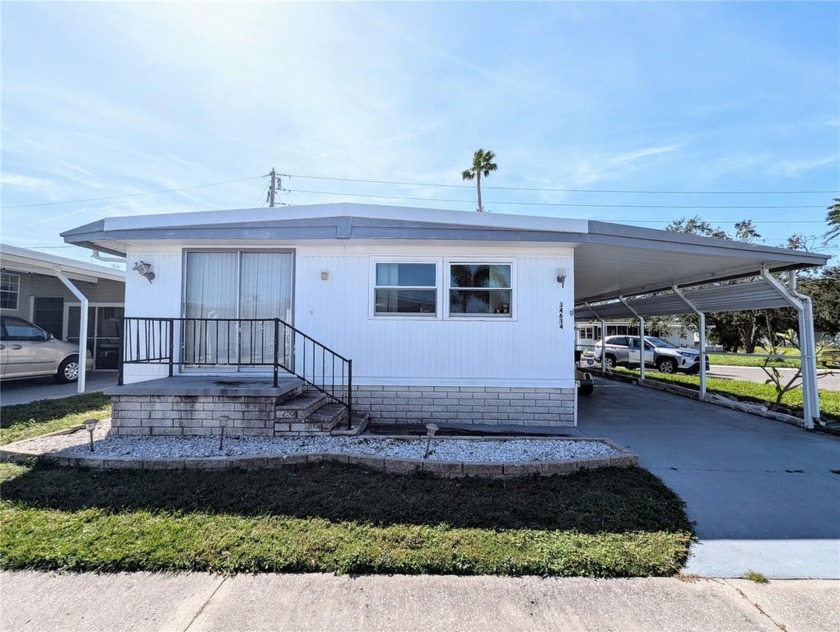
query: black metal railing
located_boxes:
[119,317,352,422]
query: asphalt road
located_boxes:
[708,365,840,391]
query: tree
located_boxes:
[665,216,728,239]
[827,198,840,242]
[734,219,761,243]
[798,266,840,335]
[461,148,498,212]
[665,216,764,352]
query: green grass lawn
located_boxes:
[0,462,694,577]
[611,367,840,420]
[0,393,111,445]
[707,353,800,368]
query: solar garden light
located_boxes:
[83,418,98,452]
[218,415,231,451]
[423,423,439,459]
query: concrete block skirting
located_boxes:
[109,395,282,437]
[353,385,577,426]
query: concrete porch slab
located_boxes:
[104,375,304,398]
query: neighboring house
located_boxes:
[575,321,697,351]
[0,244,125,370]
[61,202,828,432]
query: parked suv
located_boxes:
[592,335,708,374]
[0,316,94,383]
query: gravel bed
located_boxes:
[9,420,622,463]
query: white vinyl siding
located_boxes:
[120,242,575,388]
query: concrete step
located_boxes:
[275,391,328,419]
[276,382,307,403]
[309,402,349,430]
[331,412,370,436]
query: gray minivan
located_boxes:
[0,315,94,383]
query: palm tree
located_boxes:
[461,148,498,212]
[827,197,840,242]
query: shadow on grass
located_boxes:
[0,393,111,428]
[0,462,693,535]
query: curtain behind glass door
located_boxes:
[184,252,238,365]
[184,251,293,369]
[239,252,293,367]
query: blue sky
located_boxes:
[1,1,838,263]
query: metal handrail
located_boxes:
[118,317,352,425]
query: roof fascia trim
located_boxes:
[584,227,828,266]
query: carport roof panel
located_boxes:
[573,221,827,303]
[575,278,794,320]
[0,243,125,284]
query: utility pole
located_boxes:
[267,168,277,207]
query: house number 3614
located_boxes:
[558,301,564,329]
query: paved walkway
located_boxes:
[578,378,840,579]
[1,571,837,632]
[0,371,118,406]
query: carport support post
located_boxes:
[673,285,707,400]
[584,301,608,372]
[760,267,818,429]
[55,271,88,394]
[619,295,645,381]
[791,271,821,426]
[600,319,607,371]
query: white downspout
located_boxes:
[673,285,707,401]
[760,267,818,429]
[55,271,89,394]
[619,295,645,381]
[92,250,125,264]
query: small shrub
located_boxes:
[744,570,769,584]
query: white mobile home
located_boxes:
[62,203,828,433]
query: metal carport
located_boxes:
[0,244,126,394]
[572,222,829,428]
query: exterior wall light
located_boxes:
[556,267,568,287]
[133,261,155,283]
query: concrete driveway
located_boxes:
[0,371,118,406]
[578,377,840,579]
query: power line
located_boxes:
[1,176,264,209]
[2,170,835,213]
[288,173,836,195]
[287,187,828,212]
[251,183,269,208]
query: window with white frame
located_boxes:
[448,263,512,317]
[0,272,20,310]
[373,262,437,316]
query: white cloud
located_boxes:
[1,174,53,189]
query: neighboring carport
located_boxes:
[0,244,126,393]
[572,222,829,428]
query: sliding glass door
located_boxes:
[184,250,293,369]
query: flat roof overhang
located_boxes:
[60,203,828,301]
